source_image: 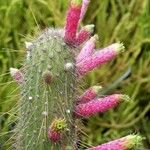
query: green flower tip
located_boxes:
[71,0,82,6]
[114,42,125,53]
[93,85,102,94]
[93,34,99,40]
[84,24,95,33]
[126,135,143,149]
[120,94,131,102]
[91,34,99,42]
[52,118,67,131]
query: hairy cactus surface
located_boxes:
[9,0,143,149]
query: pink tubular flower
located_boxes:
[10,68,24,84]
[76,43,125,76]
[76,34,98,63]
[76,24,94,45]
[87,135,142,150]
[77,85,102,104]
[64,0,82,45]
[75,94,129,118]
[80,0,90,21]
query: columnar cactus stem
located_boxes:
[9,0,143,149]
[17,30,78,149]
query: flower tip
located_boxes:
[50,118,67,132]
[120,94,130,102]
[93,85,102,94]
[126,135,143,148]
[90,34,99,42]
[71,0,82,6]
[10,67,24,84]
[25,41,33,49]
[10,67,19,76]
[84,24,95,33]
[84,0,90,4]
[93,34,99,40]
[114,42,125,53]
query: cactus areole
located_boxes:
[10,0,142,149]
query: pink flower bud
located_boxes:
[77,85,102,104]
[75,94,129,118]
[64,0,82,45]
[76,24,94,45]
[76,34,98,63]
[87,135,142,150]
[10,68,24,84]
[48,118,67,142]
[76,43,125,76]
[48,129,61,142]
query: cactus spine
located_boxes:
[10,0,143,149]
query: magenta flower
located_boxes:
[75,94,129,118]
[76,24,94,45]
[77,85,102,104]
[48,119,67,142]
[10,68,24,84]
[76,34,98,63]
[87,135,142,150]
[76,43,125,76]
[64,0,82,45]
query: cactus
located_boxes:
[9,0,143,149]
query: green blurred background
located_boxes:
[0,0,150,149]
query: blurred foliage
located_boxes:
[0,0,150,149]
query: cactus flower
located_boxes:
[76,24,95,45]
[87,135,143,150]
[10,68,24,84]
[76,34,98,63]
[80,0,90,21]
[48,119,67,142]
[76,43,125,76]
[77,85,102,103]
[65,0,82,45]
[75,94,129,118]
[48,129,62,142]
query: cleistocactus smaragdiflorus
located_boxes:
[10,0,143,149]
